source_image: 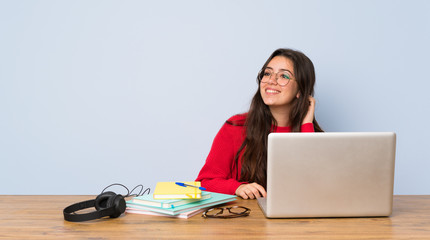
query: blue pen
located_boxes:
[175,182,206,191]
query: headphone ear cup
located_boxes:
[95,191,116,211]
[109,195,126,218]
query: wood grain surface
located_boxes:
[0,195,429,239]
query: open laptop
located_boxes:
[257,132,396,218]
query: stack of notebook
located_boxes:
[126,181,236,218]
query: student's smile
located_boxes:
[265,87,281,95]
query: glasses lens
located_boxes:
[277,71,291,86]
[229,206,248,215]
[261,69,273,82]
[205,208,223,217]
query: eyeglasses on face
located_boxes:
[260,68,295,86]
[202,206,251,218]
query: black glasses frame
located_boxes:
[202,206,251,218]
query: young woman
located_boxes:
[196,48,323,199]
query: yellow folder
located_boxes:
[153,181,202,199]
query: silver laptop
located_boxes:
[257,132,396,218]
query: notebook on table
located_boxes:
[131,191,212,208]
[127,192,236,216]
[257,132,396,218]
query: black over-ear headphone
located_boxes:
[63,191,126,222]
[63,184,150,222]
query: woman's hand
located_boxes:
[235,183,267,199]
[302,96,316,125]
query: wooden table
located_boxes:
[0,195,429,239]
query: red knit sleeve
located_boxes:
[195,120,247,195]
[301,123,315,132]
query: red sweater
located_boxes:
[195,114,315,195]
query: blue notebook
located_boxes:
[131,191,212,208]
[126,192,236,216]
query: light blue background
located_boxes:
[1,0,429,194]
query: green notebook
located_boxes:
[131,192,212,209]
[126,192,236,216]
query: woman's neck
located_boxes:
[269,106,291,127]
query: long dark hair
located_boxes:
[231,48,323,188]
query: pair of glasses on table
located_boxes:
[202,206,251,218]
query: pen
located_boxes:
[175,182,206,191]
